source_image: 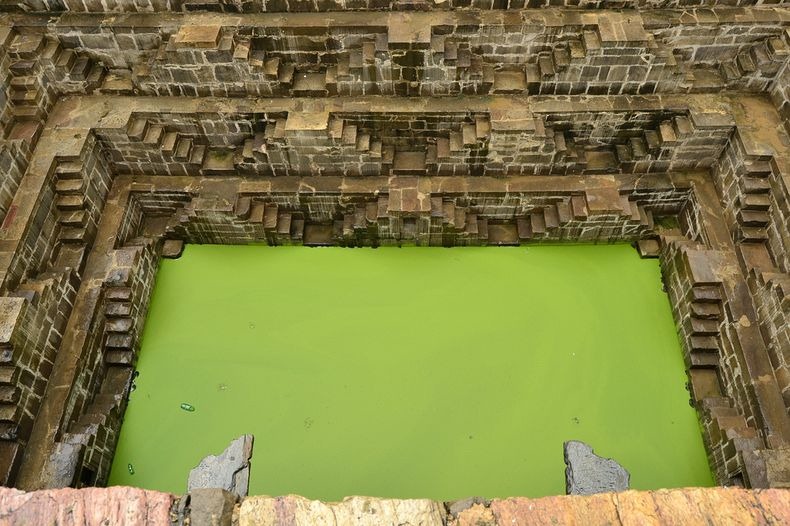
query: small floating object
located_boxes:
[127,463,135,475]
[130,383,137,392]
[180,403,195,412]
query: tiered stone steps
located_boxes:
[735,160,774,243]
[124,116,208,169]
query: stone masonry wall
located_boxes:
[0,0,789,500]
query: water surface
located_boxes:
[109,244,712,499]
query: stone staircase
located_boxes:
[735,160,774,243]
[102,285,135,367]
[719,33,790,88]
[125,116,208,170]
[3,31,105,143]
[613,115,695,167]
[659,236,768,482]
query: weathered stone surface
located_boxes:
[239,495,447,526]
[454,489,790,526]
[564,440,630,495]
[0,486,789,525]
[188,434,253,498]
[446,496,488,517]
[0,486,174,526]
[189,488,236,526]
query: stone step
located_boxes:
[615,144,632,163]
[69,56,92,81]
[263,204,279,231]
[658,120,678,146]
[553,46,570,71]
[10,104,45,121]
[86,63,105,85]
[0,367,17,386]
[9,60,36,76]
[369,140,382,159]
[356,133,370,152]
[9,33,45,60]
[516,217,532,240]
[9,75,37,90]
[556,201,572,224]
[538,53,555,77]
[736,51,757,75]
[7,120,42,143]
[449,131,464,152]
[105,349,134,365]
[341,123,357,146]
[740,177,771,194]
[690,335,720,352]
[106,287,132,301]
[105,333,134,350]
[106,301,132,318]
[55,48,76,70]
[629,136,647,158]
[530,211,547,235]
[673,115,694,138]
[571,195,588,219]
[639,206,654,229]
[742,160,773,178]
[55,178,85,195]
[691,285,722,303]
[690,317,720,336]
[737,209,770,227]
[126,117,149,141]
[277,212,292,237]
[143,124,164,145]
[739,194,771,211]
[643,129,660,151]
[739,226,768,242]
[462,123,476,146]
[190,144,207,165]
[544,206,560,229]
[554,131,567,153]
[691,302,721,319]
[39,40,61,65]
[59,210,87,228]
[174,138,193,161]
[104,317,133,334]
[55,195,85,211]
[59,227,86,244]
[55,162,84,179]
[10,87,42,105]
[161,131,179,154]
[0,386,20,405]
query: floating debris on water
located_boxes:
[127,463,135,475]
[218,383,227,391]
[180,403,195,412]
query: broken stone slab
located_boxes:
[188,488,235,526]
[564,440,629,495]
[161,239,184,259]
[446,496,488,517]
[188,435,253,498]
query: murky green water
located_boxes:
[108,244,712,500]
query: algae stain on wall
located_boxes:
[109,244,712,500]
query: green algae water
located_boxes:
[108,244,712,500]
